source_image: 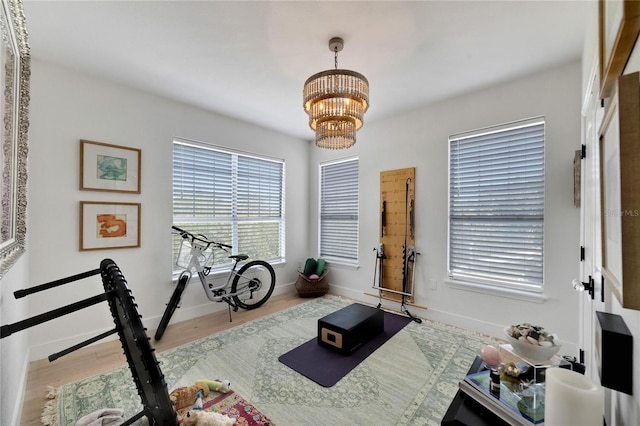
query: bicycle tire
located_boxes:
[154,275,188,341]
[231,260,275,310]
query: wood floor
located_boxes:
[20,291,307,426]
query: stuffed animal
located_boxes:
[169,383,210,410]
[197,379,231,393]
[193,390,204,410]
[181,410,236,426]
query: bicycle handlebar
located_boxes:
[171,225,232,249]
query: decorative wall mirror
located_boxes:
[0,0,30,278]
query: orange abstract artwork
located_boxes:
[96,214,127,238]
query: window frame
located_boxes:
[318,156,360,266]
[447,117,545,295]
[172,138,285,274]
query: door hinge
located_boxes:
[581,144,586,159]
[579,348,585,364]
[580,246,585,261]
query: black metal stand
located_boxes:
[1,259,177,425]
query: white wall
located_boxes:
[310,61,582,354]
[1,254,30,426]
[23,59,310,361]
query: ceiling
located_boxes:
[22,0,593,141]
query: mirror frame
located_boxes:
[0,0,29,278]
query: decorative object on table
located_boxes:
[79,201,141,250]
[544,368,603,426]
[479,345,502,367]
[0,0,31,278]
[595,311,633,394]
[303,37,369,150]
[504,323,561,361]
[598,71,640,310]
[295,257,329,297]
[80,139,141,193]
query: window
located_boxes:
[448,117,545,293]
[319,157,359,263]
[173,140,285,271]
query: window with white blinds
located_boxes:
[173,140,284,270]
[448,117,545,293]
[319,158,359,262]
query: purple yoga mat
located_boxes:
[278,310,412,387]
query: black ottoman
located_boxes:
[317,303,384,354]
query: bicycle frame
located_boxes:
[176,233,251,303]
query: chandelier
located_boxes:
[303,37,369,150]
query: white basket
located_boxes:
[175,239,214,269]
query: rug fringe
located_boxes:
[41,386,59,426]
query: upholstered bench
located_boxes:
[317,303,384,355]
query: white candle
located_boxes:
[545,368,603,426]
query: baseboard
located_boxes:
[329,284,579,356]
[12,348,30,425]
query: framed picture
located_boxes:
[599,72,640,310]
[80,140,141,193]
[80,201,141,251]
[598,0,640,99]
[0,0,30,278]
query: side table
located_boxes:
[441,356,510,426]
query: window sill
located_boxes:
[445,279,548,304]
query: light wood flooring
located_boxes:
[20,291,307,426]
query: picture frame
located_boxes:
[80,139,141,193]
[80,201,141,251]
[599,72,640,310]
[598,0,640,99]
[0,0,30,278]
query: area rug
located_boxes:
[44,295,501,426]
[175,389,274,425]
[278,309,412,387]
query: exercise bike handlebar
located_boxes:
[171,225,232,249]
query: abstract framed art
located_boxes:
[80,201,141,251]
[599,72,640,310]
[80,139,141,193]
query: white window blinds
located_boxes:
[320,158,359,262]
[448,118,545,292]
[173,140,285,267]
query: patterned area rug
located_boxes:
[44,295,500,425]
[176,390,274,425]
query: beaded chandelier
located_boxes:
[303,37,369,150]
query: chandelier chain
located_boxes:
[334,48,338,70]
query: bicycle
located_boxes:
[154,225,276,341]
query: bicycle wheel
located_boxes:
[231,260,275,310]
[154,275,188,341]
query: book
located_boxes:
[459,369,545,425]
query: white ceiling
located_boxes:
[22,0,593,141]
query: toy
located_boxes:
[193,390,204,410]
[181,410,236,426]
[197,379,231,393]
[169,383,210,410]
